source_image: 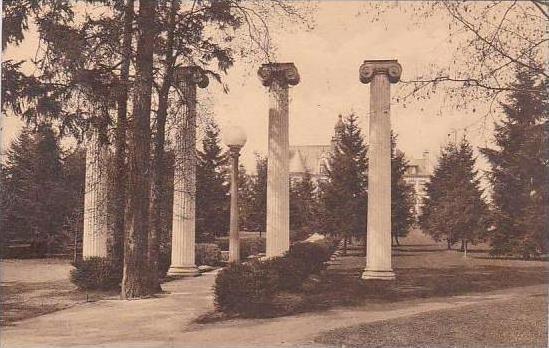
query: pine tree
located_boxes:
[196,122,229,241]
[391,134,415,246]
[246,155,268,235]
[320,114,368,253]
[1,125,66,254]
[420,138,488,251]
[290,171,317,234]
[481,69,547,258]
[237,163,254,231]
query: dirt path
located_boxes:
[1,279,544,348]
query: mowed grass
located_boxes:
[0,259,115,326]
[315,295,547,348]
[300,230,547,312]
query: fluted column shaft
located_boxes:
[168,67,208,277]
[267,80,290,257]
[258,63,300,258]
[360,59,401,280]
[228,147,241,263]
[83,131,108,259]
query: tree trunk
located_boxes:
[148,0,179,293]
[395,235,400,246]
[447,239,452,250]
[122,0,157,300]
[112,0,134,268]
[460,239,465,252]
[343,237,347,256]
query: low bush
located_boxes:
[70,257,122,290]
[214,260,280,317]
[288,240,333,274]
[214,239,335,317]
[196,243,222,266]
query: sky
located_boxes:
[2,1,499,173]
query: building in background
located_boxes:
[403,151,432,216]
[289,115,345,182]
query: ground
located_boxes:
[1,230,546,347]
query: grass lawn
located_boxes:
[1,258,116,326]
[299,230,546,312]
[314,295,547,347]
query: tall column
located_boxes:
[168,66,209,277]
[83,130,109,259]
[228,146,241,263]
[359,59,402,280]
[258,63,300,257]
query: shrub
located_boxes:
[196,243,222,266]
[265,256,309,292]
[287,241,332,274]
[70,257,122,290]
[214,260,280,317]
[240,237,266,258]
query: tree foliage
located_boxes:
[290,171,318,233]
[391,134,415,245]
[196,122,229,240]
[420,138,489,250]
[480,69,547,258]
[319,114,368,243]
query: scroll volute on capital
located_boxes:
[359,60,402,84]
[258,62,300,87]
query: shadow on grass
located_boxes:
[302,264,547,312]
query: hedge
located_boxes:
[214,239,334,317]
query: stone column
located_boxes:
[228,146,241,263]
[83,130,109,259]
[258,63,300,257]
[168,66,208,277]
[359,59,402,280]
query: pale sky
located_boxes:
[2,1,499,173]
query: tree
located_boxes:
[320,114,368,254]
[480,69,547,258]
[364,1,546,109]
[391,135,415,246]
[245,155,268,234]
[237,163,255,231]
[1,125,66,253]
[196,122,229,240]
[122,0,157,299]
[290,171,318,233]
[420,138,488,252]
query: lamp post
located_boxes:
[224,125,247,263]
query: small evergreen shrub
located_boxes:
[265,256,309,291]
[214,260,280,317]
[196,243,222,266]
[288,241,332,274]
[70,257,122,290]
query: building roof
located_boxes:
[289,145,331,175]
[404,157,431,178]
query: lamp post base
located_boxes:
[167,265,200,277]
[361,269,395,280]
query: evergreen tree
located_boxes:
[196,122,229,240]
[290,171,317,233]
[420,138,488,252]
[1,125,66,253]
[237,163,254,231]
[481,69,547,258]
[391,135,415,246]
[246,154,268,235]
[320,114,368,253]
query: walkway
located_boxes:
[1,274,545,347]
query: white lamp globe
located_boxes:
[223,125,247,148]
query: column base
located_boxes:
[167,265,200,277]
[361,268,396,280]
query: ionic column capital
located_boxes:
[174,66,209,88]
[258,62,300,87]
[359,59,402,84]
